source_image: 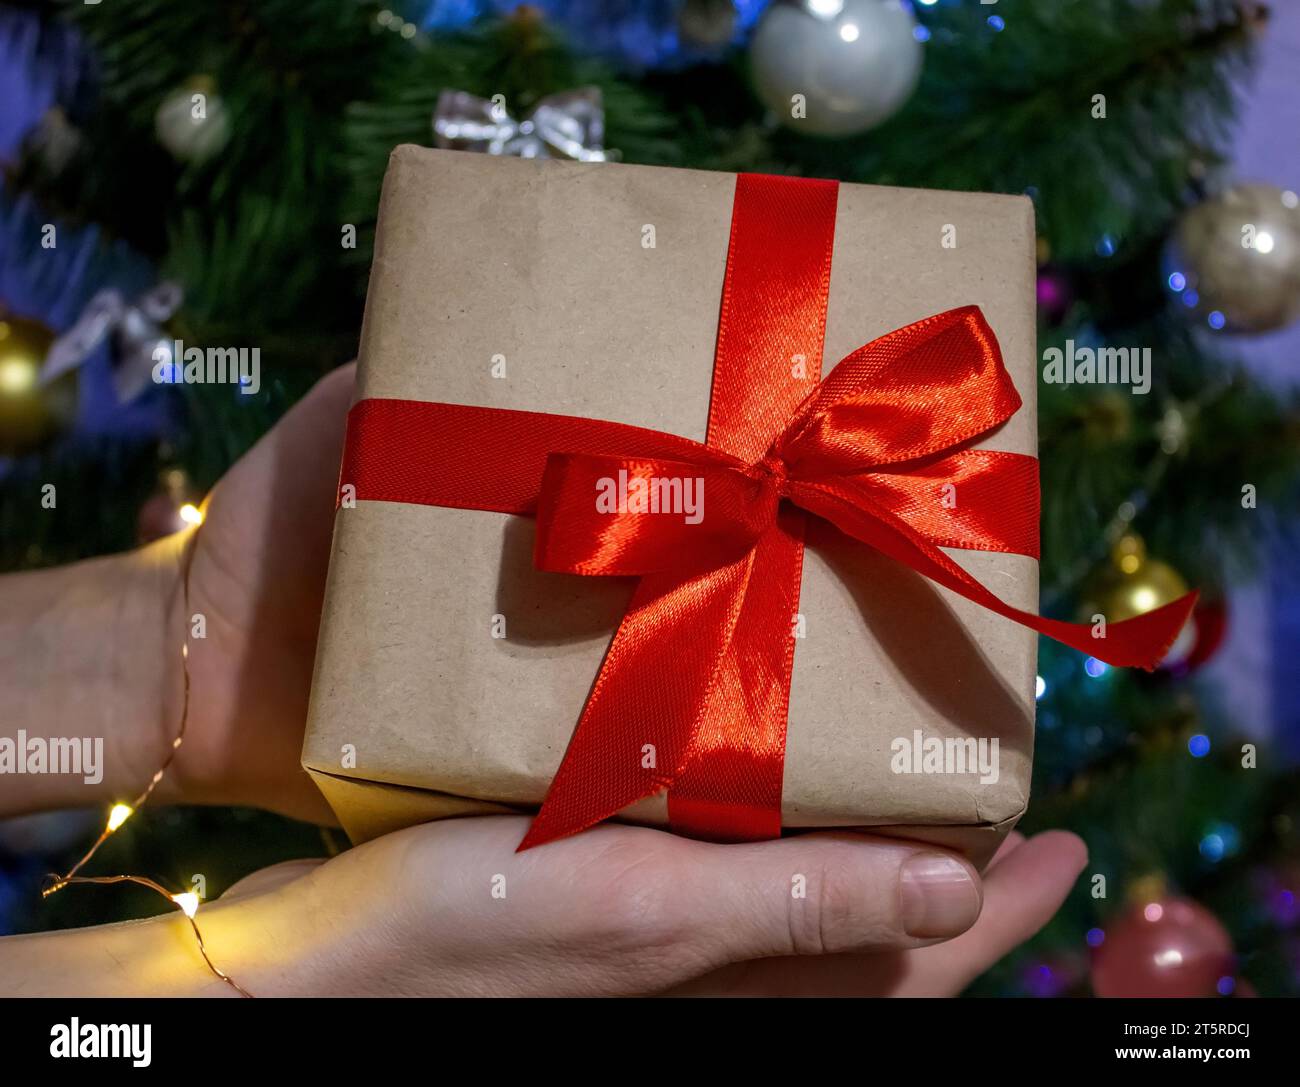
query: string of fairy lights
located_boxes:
[40,514,253,997]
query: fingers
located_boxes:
[897,829,1087,995]
[302,818,984,995]
[667,829,1087,996]
[294,818,987,995]
[670,831,983,965]
[960,829,1087,963]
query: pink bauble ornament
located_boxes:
[1159,597,1227,676]
[1092,897,1234,998]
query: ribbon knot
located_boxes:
[753,450,790,495]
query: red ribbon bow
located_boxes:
[339,173,1196,850]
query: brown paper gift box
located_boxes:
[302,146,1039,867]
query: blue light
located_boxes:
[1035,675,1047,700]
[1216,976,1235,996]
[987,15,1005,31]
[1167,272,1186,291]
[1188,733,1211,757]
[1199,833,1225,862]
[1182,288,1199,307]
[1095,235,1116,257]
[913,25,931,42]
[1206,820,1240,856]
[1086,927,1105,947]
[1208,310,1226,330]
[1084,656,1108,678]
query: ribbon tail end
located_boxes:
[1140,588,1200,672]
[516,809,622,852]
[517,781,672,852]
[1094,590,1201,672]
[517,816,586,853]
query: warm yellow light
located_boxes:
[178,503,204,525]
[1132,587,1158,612]
[0,355,37,394]
[171,892,200,918]
[106,803,135,832]
[1118,554,1141,574]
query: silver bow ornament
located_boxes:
[41,282,183,404]
[433,87,607,161]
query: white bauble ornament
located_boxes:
[750,0,922,137]
[155,77,231,163]
[1167,183,1300,333]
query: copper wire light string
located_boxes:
[42,525,253,996]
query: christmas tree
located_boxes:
[1,0,1298,997]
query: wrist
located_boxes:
[0,543,180,817]
[0,869,332,997]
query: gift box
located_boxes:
[303,145,1048,866]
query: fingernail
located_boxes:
[900,853,981,938]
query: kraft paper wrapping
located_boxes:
[303,146,1039,867]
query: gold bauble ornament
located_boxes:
[1168,183,1300,333]
[0,312,74,456]
[1080,534,1190,624]
[155,76,231,163]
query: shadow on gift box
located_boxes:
[492,514,1032,767]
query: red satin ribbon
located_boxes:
[338,173,1197,850]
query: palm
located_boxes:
[166,365,355,821]
[222,817,1086,996]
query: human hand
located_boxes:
[189,818,1086,997]
[0,365,355,822]
[144,364,357,821]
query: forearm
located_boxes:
[0,541,181,816]
[0,878,332,997]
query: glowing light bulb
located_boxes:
[106,803,135,832]
[1132,587,1157,612]
[172,892,201,918]
[839,21,860,42]
[179,503,204,525]
[1255,231,1275,255]
[0,355,37,394]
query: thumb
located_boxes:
[672,832,984,964]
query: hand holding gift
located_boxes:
[0,361,1087,997]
